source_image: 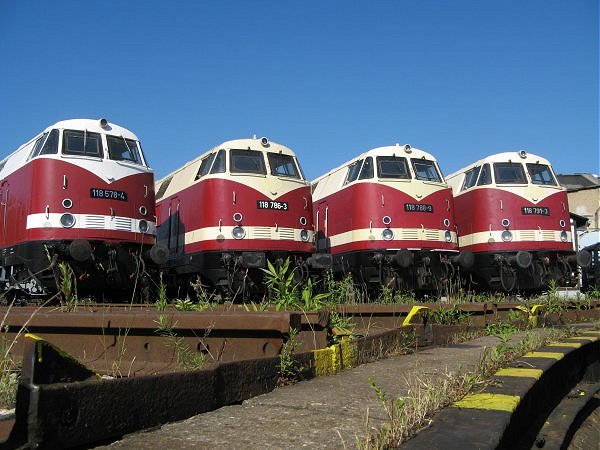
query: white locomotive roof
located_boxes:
[446,151,553,181]
[156,136,297,185]
[312,144,439,185]
[47,119,139,140]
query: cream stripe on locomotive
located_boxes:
[184,226,315,244]
[26,213,156,235]
[328,227,457,248]
[457,229,572,247]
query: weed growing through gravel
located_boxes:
[277,327,302,386]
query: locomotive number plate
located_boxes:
[404,203,434,213]
[90,188,128,201]
[521,206,550,216]
[257,200,288,211]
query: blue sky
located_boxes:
[0,1,597,181]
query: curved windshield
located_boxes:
[63,130,102,157]
[527,163,557,186]
[196,153,216,179]
[377,156,410,179]
[411,158,442,182]
[107,135,143,164]
[345,159,363,184]
[461,166,481,190]
[359,157,373,179]
[230,149,266,174]
[268,152,301,178]
[494,162,527,184]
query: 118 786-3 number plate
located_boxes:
[521,206,550,216]
[257,200,288,210]
[404,203,434,213]
[90,188,128,201]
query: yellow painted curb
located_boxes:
[494,368,543,379]
[313,344,342,377]
[340,338,358,368]
[565,336,598,342]
[402,306,430,326]
[454,393,520,412]
[547,342,581,348]
[522,351,564,360]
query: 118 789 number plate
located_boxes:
[521,206,550,216]
[257,200,288,210]
[90,188,128,201]
[404,203,434,213]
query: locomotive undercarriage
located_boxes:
[333,249,470,295]
[0,239,166,300]
[168,249,332,300]
[466,250,591,293]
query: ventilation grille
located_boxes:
[252,227,272,239]
[519,230,536,241]
[424,230,440,241]
[278,228,295,240]
[114,217,132,232]
[401,230,419,240]
[84,215,106,229]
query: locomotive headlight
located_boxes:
[382,228,394,241]
[139,206,148,216]
[60,213,75,228]
[560,231,568,242]
[382,216,392,226]
[62,198,73,209]
[501,218,511,228]
[300,229,309,242]
[501,230,513,242]
[444,230,452,242]
[233,212,243,223]
[559,219,566,228]
[139,220,149,233]
[443,218,450,228]
[299,216,307,226]
[232,225,246,239]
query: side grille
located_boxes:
[113,217,133,232]
[252,227,272,239]
[83,215,106,229]
[401,230,419,240]
[519,230,536,241]
[278,228,295,240]
[424,230,440,241]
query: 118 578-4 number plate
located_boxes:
[404,203,434,213]
[257,200,288,210]
[90,188,128,201]
[521,206,550,216]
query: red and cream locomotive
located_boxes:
[446,151,590,292]
[311,144,472,293]
[155,136,329,296]
[0,118,167,298]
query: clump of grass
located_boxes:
[277,328,302,386]
[431,305,472,325]
[57,262,78,311]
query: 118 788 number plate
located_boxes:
[521,206,550,216]
[90,188,128,201]
[257,200,288,210]
[404,203,434,213]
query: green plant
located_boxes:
[174,297,209,312]
[243,301,269,311]
[325,271,365,305]
[507,308,526,322]
[485,321,517,343]
[329,312,356,344]
[431,305,471,325]
[300,277,331,311]
[261,258,299,310]
[57,262,78,311]
[278,327,302,385]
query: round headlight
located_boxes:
[232,225,246,239]
[300,229,309,242]
[382,228,394,241]
[501,230,513,242]
[60,213,75,228]
[501,218,511,228]
[62,198,73,209]
[139,219,149,233]
[299,216,307,226]
[443,218,450,228]
[139,206,148,216]
[560,230,568,242]
[444,230,452,242]
[559,219,566,228]
[233,212,243,223]
[382,216,392,226]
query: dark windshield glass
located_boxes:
[526,163,557,186]
[196,153,216,179]
[268,153,301,178]
[359,157,373,179]
[345,159,363,184]
[377,156,410,179]
[478,163,492,185]
[461,166,481,190]
[106,135,142,164]
[411,158,442,182]
[30,129,59,157]
[493,162,527,184]
[63,130,102,157]
[211,149,226,174]
[230,149,266,174]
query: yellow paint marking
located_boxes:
[582,330,599,335]
[402,306,430,326]
[494,368,543,379]
[522,351,564,360]
[313,344,342,377]
[547,342,581,348]
[454,393,520,412]
[566,336,598,342]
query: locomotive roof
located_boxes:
[45,119,139,140]
[156,137,297,184]
[446,151,554,180]
[311,144,438,184]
